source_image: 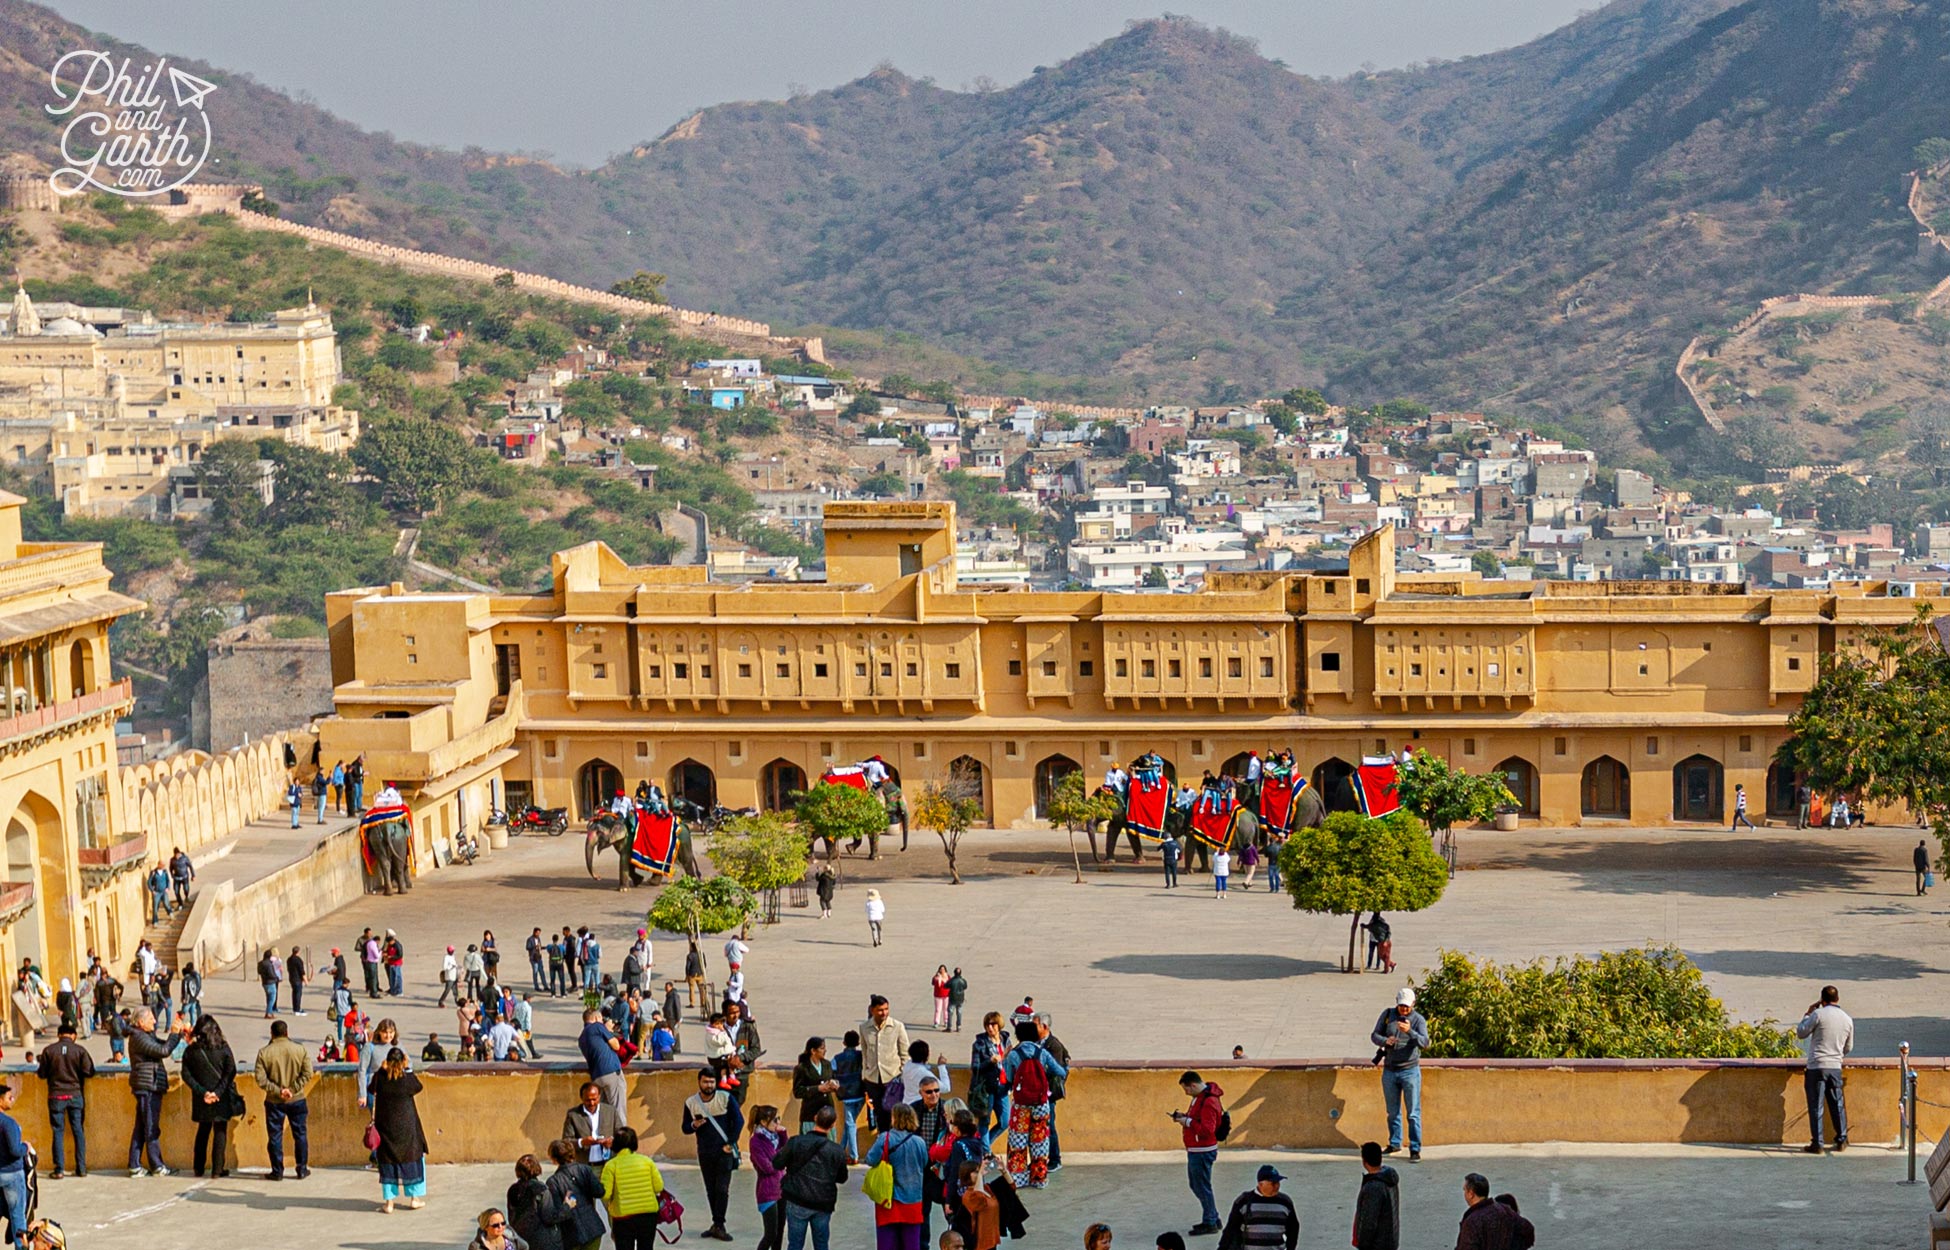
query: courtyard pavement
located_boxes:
[33,1144,1932,1249]
[174,821,1947,1068]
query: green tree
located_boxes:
[843,394,881,419]
[1415,946,1798,1059]
[352,414,486,515]
[1282,387,1328,416]
[1470,550,1503,578]
[1142,567,1170,589]
[1777,607,1950,868]
[793,781,888,858]
[610,270,669,304]
[1390,751,1516,877]
[1046,769,1118,882]
[1280,810,1448,972]
[1913,137,1950,169]
[646,875,756,941]
[195,441,268,534]
[707,812,811,895]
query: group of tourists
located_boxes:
[285,752,368,828]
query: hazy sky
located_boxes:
[43,1,1600,166]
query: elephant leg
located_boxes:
[617,842,631,891]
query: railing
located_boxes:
[0,678,133,744]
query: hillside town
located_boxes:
[480,347,1945,594]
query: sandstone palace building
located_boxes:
[0,283,358,518]
[316,502,1947,843]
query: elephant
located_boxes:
[365,818,413,896]
[843,782,908,859]
[586,811,646,891]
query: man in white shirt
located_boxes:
[1104,766,1128,794]
[437,945,460,1008]
[862,756,889,787]
[723,937,750,968]
[608,789,634,819]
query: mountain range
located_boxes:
[3,0,1947,467]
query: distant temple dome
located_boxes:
[40,316,99,338]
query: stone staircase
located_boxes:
[138,894,194,969]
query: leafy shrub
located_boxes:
[1414,945,1799,1059]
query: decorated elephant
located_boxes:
[363,816,413,896]
[585,811,645,891]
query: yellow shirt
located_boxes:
[602,1149,664,1218]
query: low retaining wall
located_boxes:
[7,1059,1942,1171]
[173,824,366,972]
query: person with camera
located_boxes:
[1169,1070,1226,1236]
[1369,989,1427,1163]
[683,1066,745,1242]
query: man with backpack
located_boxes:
[859,995,910,1133]
[1171,1070,1227,1235]
[1000,1016,1066,1190]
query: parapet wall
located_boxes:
[121,730,299,858]
[5,1058,1939,1170]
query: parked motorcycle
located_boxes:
[491,804,569,836]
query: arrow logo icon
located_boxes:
[166,65,217,110]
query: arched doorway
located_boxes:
[576,759,622,820]
[946,755,988,821]
[1494,757,1539,817]
[1221,751,1257,780]
[1765,761,1801,820]
[68,640,95,698]
[760,759,807,812]
[1033,755,1080,820]
[1582,756,1630,818]
[11,793,67,981]
[1313,757,1358,813]
[4,812,40,973]
[668,759,717,812]
[1672,754,1723,822]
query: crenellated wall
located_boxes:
[121,730,301,859]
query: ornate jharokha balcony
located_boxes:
[0,678,133,756]
[77,830,147,884]
[0,881,32,928]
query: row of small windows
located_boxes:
[1116,656,1268,679]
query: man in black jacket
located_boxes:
[1353,1141,1399,1250]
[125,1008,176,1176]
[777,1104,848,1250]
[1455,1173,1519,1250]
[36,1021,95,1177]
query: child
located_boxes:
[1212,847,1231,899]
[422,1033,447,1063]
[650,1013,677,1062]
[704,1011,739,1089]
[317,1037,341,1064]
[958,1160,1000,1250]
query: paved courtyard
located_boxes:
[175,820,1948,1067]
[34,1144,1931,1250]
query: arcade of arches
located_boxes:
[517,732,1834,829]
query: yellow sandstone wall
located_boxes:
[7,1060,1941,1171]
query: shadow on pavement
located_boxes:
[187,1185,384,1213]
[1093,953,1335,980]
[1851,1014,1950,1056]
[1518,839,1888,896]
[1688,949,1935,981]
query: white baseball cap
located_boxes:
[1396,988,1416,1007]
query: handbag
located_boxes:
[863,1157,896,1207]
[656,1189,685,1243]
[1929,870,1938,888]
[363,1122,381,1151]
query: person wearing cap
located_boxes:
[1370,989,1429,1162]
[438,945,460,1009]
[1217,1164,1298,1250]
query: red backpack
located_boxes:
[1010,1042,1051,1105]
